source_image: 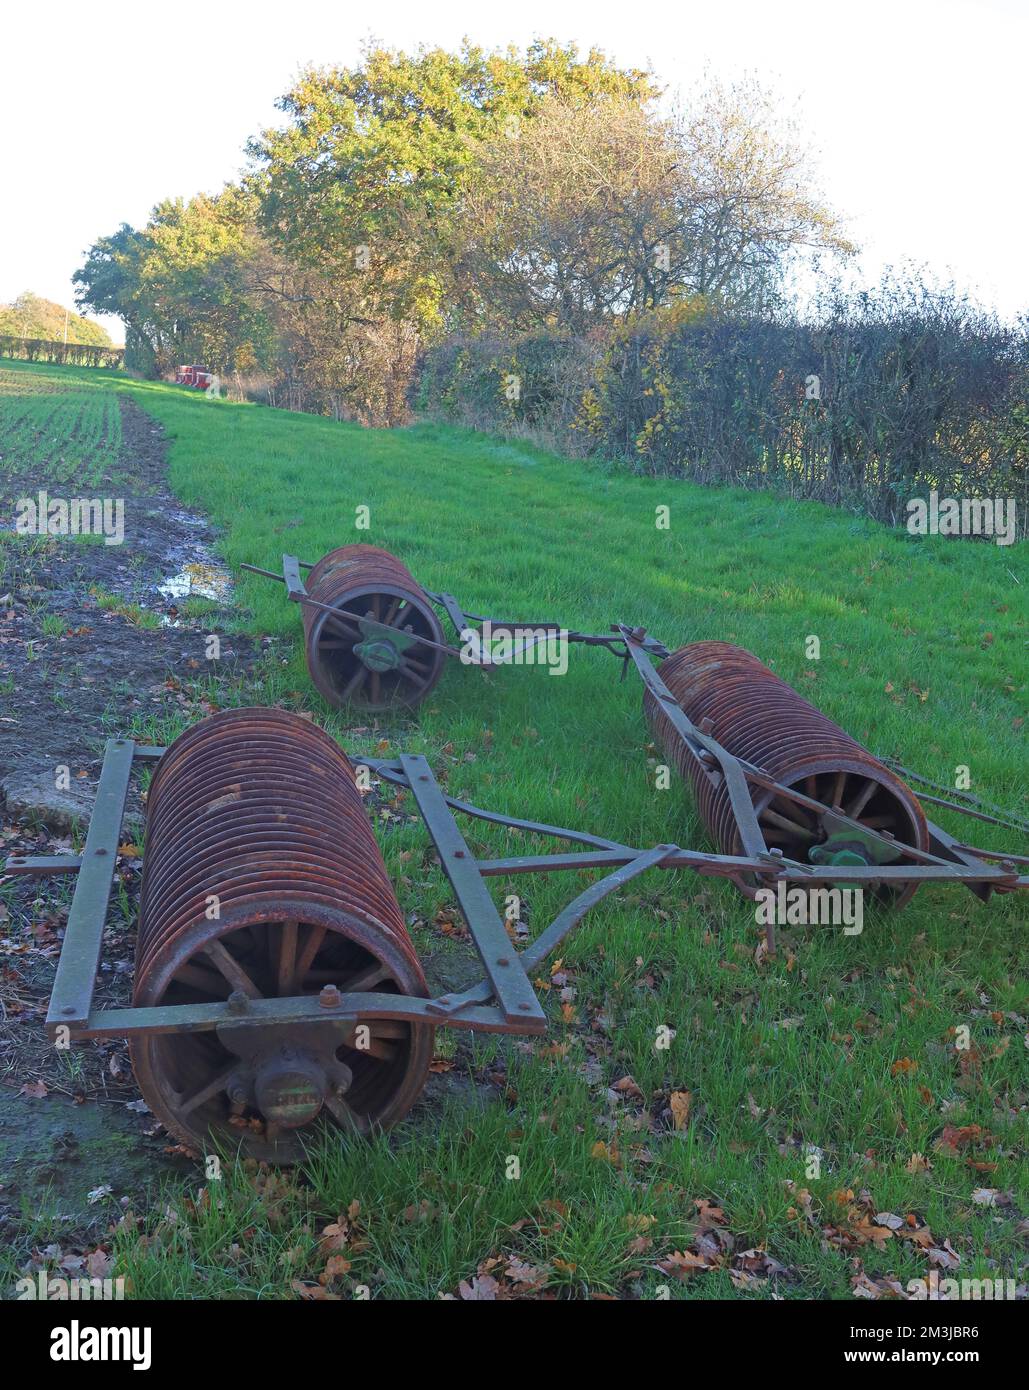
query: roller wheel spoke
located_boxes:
[203,939,264,998]
[179,1062,240,1118]
[324,1092,371,1136]
[277,919,298,996]
[846,778,878,819]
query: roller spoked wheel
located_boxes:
[754,761,927,908]
[647,643,931,912]
[306,586,446,712]
[130,907,434,1163]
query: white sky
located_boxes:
[2,0,1025,344]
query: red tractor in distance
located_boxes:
[175,364,214,390]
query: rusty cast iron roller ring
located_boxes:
[646,642,929,908]
[301,544,446,711]
[131,707,433,1162]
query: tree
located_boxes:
[75,191,273,377]
[455,79,854,332]
[248,39,659,338]
[0,292,112,345]
[666,78,855,306]
[74,223,165,372]
[456,96,682,332]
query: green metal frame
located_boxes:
[5,742,675,1043]
[241,554,670,668]
[6,666,1023,1048]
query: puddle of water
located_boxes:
[160,507,208,529]
[158,560,233,603]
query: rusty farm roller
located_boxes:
[7,618,1026,1160]
[642,641,930,908]
[129,709,433,1158]
[241,544,665,713]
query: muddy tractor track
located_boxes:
[0,395,264,1264]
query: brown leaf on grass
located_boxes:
[85,1248,114,1279]
[899,1222,936,1249]
[611,1075,644,1101]
[292,1280,341,1301]
[905,1152,932,1173]
[971,1187,1011,1207]
[694,1198,726,1226]
[874,1212,905,1230]
[934,1123,994,1155]
[318,1202,363,1257]
[733,1246,789,1280]
[656,1249,709,1279]
[504,1257,551,1294]
[891,1057,919,1076]
[459,1275,500,1300]
[320,1255,352,1283]
[669,1090,691,1131]
[847,1215,895,1248]
[19,1080,47,1099]
[927,1240,961,1272]
[852,1269,909,1300]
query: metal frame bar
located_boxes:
[44,738,136,1030]
[399,752,544,1026]
[7,668,1025,1046]
[10,741,678,1044]
[241,555,669,669]
[614,625,1027,898]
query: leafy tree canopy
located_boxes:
[248,39,659,331]
[0,292,112,346]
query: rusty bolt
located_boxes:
[320,983,342,1009]
[227,990,249,1015]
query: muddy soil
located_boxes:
[0,1087,195,1282]
[0,396,270,1275]
[0,397,255,780]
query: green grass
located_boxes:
[2,356,1026,1301]
[87,584,163,629]
[0,363,122,489]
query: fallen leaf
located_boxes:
[459,1275,499,1300]
[669,1090,691,1131]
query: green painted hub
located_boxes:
[254,1049,329,1129]
[354,638,401,672]
[809,845,868,868]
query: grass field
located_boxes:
[2,357,1026,1301]
[0,364,122,489]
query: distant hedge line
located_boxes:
[415,293,1028,531]
[0,337,125,369]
